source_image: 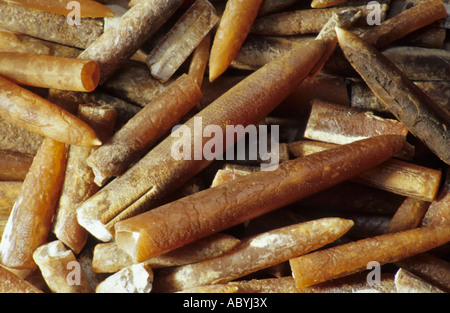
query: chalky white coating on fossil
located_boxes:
[96,263,153,293]
[249,233,291,248]
[35,240,70,259]
[76,207,113,242]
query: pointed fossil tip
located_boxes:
[334,26,346,38]
[208,67,221,83]
[334,26,356,47]
[79,138,101,147]
[92,138,102,146]
[310,0,320,8]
